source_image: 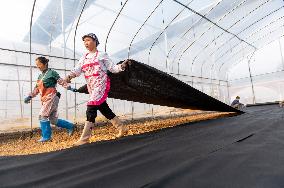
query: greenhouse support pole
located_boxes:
[12,42,24,118]
[247,52,256,104]
[164,31,170,73]
[61,0,69,120]
[201,63,204,93]
[226,81,230,104]
[279,39,284,70]
[73,0,88,121]
[16,63,23,118]
[226,73,230,105]
[29,0,37,137]
[5,83,8,118]
[131,102,134,120]
[210,67,213,97]
[218,80,221,100]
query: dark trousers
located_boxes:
[86,101,116,123]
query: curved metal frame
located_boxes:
[171,0,277,101]
[190,0,256,67]
[166,0,227,72]
[218,21,284,77]
[179,0,276,83]
[215,34,284,103]
[29,0,37,136]
[147,0,194,65]
[18,0,284,128]
[191,0,250,76]
[190,0,280,83]
[228,35,284,83]
[218,43,250,76]
[104,0,129,52]
[208,5,284,62]
[73,0,88,120]
[127,0,164,58]
[247,50,257,104]
[173,0,258,75]
[215,6,284,77]
[170,0,248,86]
[197,0,278,79]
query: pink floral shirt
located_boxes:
[69,51,123,106]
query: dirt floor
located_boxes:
[0,110,237,156]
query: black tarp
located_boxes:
[1,105,284,188]
[107,60,240,113]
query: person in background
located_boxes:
[24,56,74,142]
[279,100,284,107]
[65,33,131,146]
[231,96,245,110]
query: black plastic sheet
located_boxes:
[108,60,240,112]
[0,105,283,187]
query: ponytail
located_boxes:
[36,56,49,66]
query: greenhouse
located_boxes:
[0,0,284,187]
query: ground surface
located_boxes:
[0,110,234,156]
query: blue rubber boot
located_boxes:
[56,119,74,136]
[38,120,52,142]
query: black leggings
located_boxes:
[86,101,116,123]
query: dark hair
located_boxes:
[36,56,49,66]
[82,33,100,46]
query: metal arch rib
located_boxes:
[217,19,284,75]
[181,0,278,81]
[29,0,37,137]
[105,0,129,53]
[172,0,258,72]
[208,5,284,61]
[73,0,88,120]
[147,0,195,65]
[189,0,253,74]
[166,0,227,71]
[128,0,164,59]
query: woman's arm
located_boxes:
[65,56,84,82]
[67,84,89,94]
[102,52,124,73]
[77,84,89,94]
[24,86,39,103]
[57,78,69,88]
[29,86,40,98]
[51,70,69,88]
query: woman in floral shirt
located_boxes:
[66,33,130,146]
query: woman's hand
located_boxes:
[64,75,72,83]
[121,59,132,70]
[24,96,32,104]
[67,86,78,92]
